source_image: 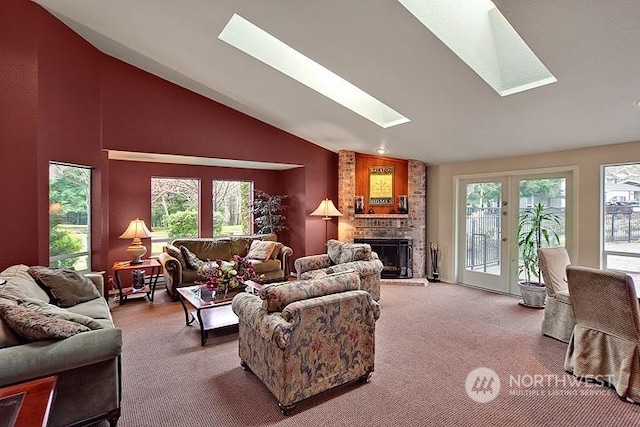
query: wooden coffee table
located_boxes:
[176,285,240,346]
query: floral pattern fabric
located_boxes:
[295,251,384,301]
[259,271,360,312]
[232,271,380,408]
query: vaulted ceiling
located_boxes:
[35,0,640,164]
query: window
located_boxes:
[151,177,200,255]
[212,180,252,235]
[602,164,640,272]
[49,162,91,271]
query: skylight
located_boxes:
[218,14,410,128]
[398,0,557,96]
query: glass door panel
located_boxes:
[603,164,640,273]
[458,179,510,293]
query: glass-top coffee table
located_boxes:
[176,285,241,346]
[176,281,266,346]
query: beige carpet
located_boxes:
[105,282,640,426]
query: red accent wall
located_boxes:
[0,0,40,267]
[0,1,337,274]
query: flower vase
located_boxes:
[199,287,214,302]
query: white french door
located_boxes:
[457,177,510,293]
[457,171,572,295]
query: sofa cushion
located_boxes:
[0,264,51,303]
[27,267,101,308]
[0,303,90,341]
[230,237,251,257]
[327,240,343,264]
[0,298,20,348]
[180,246,206,270]
[259,270,360,312]
[165,244,187,268]
[326,240,373,264]
[176,239,232,263]
[247,259,281,275]
[19,298,104,330]
[247,240,279,261]
[269,242,284,260]
[338,243,372,263]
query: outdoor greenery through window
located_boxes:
[49,162,91,271]
[213,180,252,235]
[151,177,200,255]
[603,164,640,272]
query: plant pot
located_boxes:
[517,281,546,308]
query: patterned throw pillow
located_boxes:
[326,240,343,265]
[338,243,372,264]
[180,246,205,270]
[27,267,101,308]
[246,240,279,261]
[0,303,90,341]
[165,244,187,268]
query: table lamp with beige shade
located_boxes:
[119,218,152,265]
[311,198,343,243]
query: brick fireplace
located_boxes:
[337,150,426,277]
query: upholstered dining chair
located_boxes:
[538,247,574,342]
[564,265,640,402]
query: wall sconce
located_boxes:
[119,218,152,265]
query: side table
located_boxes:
[112,258,161,304]
[0,375,57,427]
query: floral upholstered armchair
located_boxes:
[231,270,380,414]
[294,240,384,301]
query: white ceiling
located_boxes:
[35,0,640,165]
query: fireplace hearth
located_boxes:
[356,238,413,279]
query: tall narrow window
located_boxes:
[49,162,91,271]
[212,180,252,235]
[603,164,640,272]
[151,177,200,255]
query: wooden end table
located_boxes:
[112,258,161,305]
[0,376,57,427]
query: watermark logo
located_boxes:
[465,368,615,403]
[465,367,501,403]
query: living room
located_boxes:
[3,1,640,426]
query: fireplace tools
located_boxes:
[429,242,440,282]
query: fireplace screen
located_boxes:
[356,238,413,279]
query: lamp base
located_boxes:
[126,243,147,265]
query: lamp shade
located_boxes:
[119,218,152,265]
[119,218,152,239]
[310,199,343,220]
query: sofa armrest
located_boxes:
[0,328,122,387]
[158,252,183,294]
[85,273,104,296]
[277,245,293,276]
[294,254,332,279]
[232,293,292,349]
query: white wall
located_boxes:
[427,140,640,283]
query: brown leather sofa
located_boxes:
[158,233,292,299]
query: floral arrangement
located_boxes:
[198,255,258,292]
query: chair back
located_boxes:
[567,265,640,342]
[538,247,571,297]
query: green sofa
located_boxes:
[0,264,122,427]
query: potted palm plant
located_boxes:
[516,202,561,307]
